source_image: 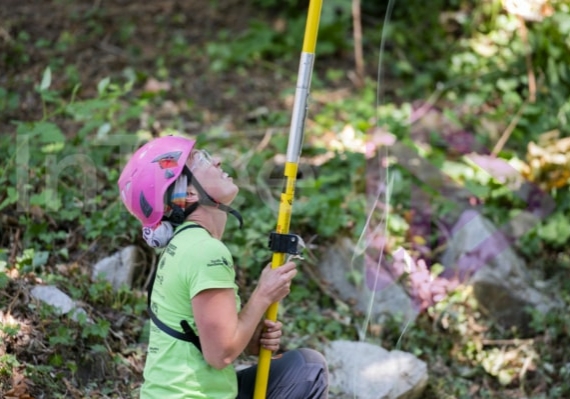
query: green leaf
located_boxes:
[90,344,107,353]
[0,323,20,337]
[554,13,570,35]
[29,192,46,207]
[538,212,570,247]
[0,187,18,211]
[40,67,52,91]
[22,121,65,143]
[464,180,490,198]
[49,353,64,367]
[96,122,112,139]
[32,251,50,268]
[98,77,111,94]
[66,99,110,121]
[0,272,9,290]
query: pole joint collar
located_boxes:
[268,232,302,255]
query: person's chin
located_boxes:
[221,188,239,205]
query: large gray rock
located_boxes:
[317,238,417,326]
[30,285,87,321]
[441,210,560,328]
[92,245,139,290]
[324,340,427,399]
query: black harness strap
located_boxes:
[147,224,204,352]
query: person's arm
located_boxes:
[193,262,296,370]
[244,319,264,356]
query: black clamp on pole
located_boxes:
[268,232,301,255]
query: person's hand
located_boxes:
[259,319,282,352]
[244,319,283,355]
[256,261,297,304]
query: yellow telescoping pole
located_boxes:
[253,1,323,398]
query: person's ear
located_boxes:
[186,188,199,204]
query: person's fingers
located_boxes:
[258,262,298,302]
[273,262,296,278]
[261,343,279,351]
[263,319,282,330]
[278,261,297,271]
[260,335,281,351]
[278,266,297,285]
[261,329,282,339]
[283,268,297,281]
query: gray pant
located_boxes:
[236,348,329,399]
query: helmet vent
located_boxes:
[139,192,154,218]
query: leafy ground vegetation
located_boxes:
[1,0,570,398]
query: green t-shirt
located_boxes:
[140,222,241,399]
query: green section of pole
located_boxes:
[253,1,323,398]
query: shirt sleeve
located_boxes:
[181,237,237,299]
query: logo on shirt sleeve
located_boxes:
[165,243,177,257]
[207,256,231,267]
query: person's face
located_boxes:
[186,149,239,205]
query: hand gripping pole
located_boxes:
[253,1,323,398]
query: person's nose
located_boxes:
[212,156,222,167]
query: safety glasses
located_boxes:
[189,149,214,171]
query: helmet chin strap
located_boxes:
[171,166,243,229]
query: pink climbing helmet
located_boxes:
[118,136,196,227]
